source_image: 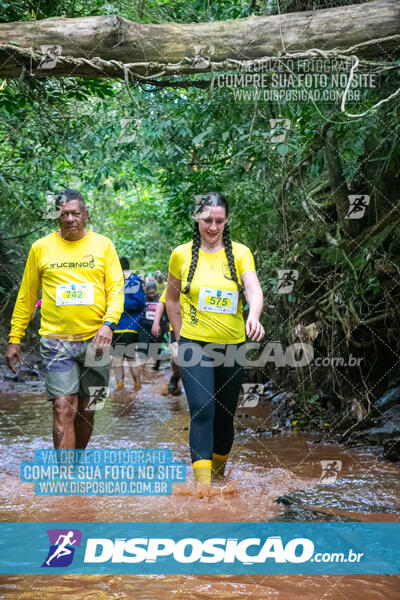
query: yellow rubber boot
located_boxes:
[193,460,212,486]
[117,382,124,389]
[212,453,229,478]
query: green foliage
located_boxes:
[1,0,399,406]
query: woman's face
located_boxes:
[146,287,157,299]
[197,206,227,245]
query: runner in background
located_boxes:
[166,192,264,486]
[153,270,166,294]
[152,288,181,395]
[139,282,163,371]
[112,257,145,391]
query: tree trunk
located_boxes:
[0,0,398,79]
[324,127,362,239]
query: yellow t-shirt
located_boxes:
[9,230,124,342]
[168,241,255,344]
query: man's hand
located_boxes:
[151,322,161,338]
[92,325,113,357]
[6,343,21,373]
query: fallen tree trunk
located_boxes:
[0,0,398,79]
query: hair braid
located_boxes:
[223,224,244,295]
[183,221,201,294]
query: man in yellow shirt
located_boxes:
[6,189,124,450]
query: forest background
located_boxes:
[1,0,399,436]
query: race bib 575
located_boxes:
[197,287,238,314]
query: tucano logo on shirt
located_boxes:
[49,255,95,269]
[222,262,233,281]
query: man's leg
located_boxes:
[52,394,78,449]
[74,394,95,449]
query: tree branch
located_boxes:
[0,0,398,80]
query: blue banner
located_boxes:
[19,449,186,496]
[0,522,399,574]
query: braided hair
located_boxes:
[222,223,244,296]
[183,221,201,294]
[182,193,244,296]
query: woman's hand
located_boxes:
[246,315,265,341]
[171,341,179,361]
[241,271,264,342]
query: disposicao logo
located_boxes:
[38,531,365,570]
[41,529,82,567]
[83,536,315,564]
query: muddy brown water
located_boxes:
[0,366,399,599]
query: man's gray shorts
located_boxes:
[39,337,109,401]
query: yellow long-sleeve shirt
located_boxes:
[9,230,124,343]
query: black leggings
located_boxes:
[178,337,244,463]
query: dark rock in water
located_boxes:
[356,422,400,443]
[3,366,40,382]
[275,495,293,506]
[349,399,400,462]
[273,473,400,521]
[353,406,400,445]
[374,386,400,413]
[4,371,18,381]
[19,366,40,379]
[383,438,400,461]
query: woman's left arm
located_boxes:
[241,271,265,341]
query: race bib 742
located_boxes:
[56,283,94,306]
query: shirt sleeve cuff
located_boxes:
[9,336,21,344]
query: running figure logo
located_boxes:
[41,529,82,567]
[276,269,298,294]
[319,460,342,484]
[345,195,370,219]
[239,383,263,408]
[38,45,62,69]
[87,386,109,410]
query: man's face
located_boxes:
[58,199,88,240]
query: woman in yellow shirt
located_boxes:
[166,192,264,486]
